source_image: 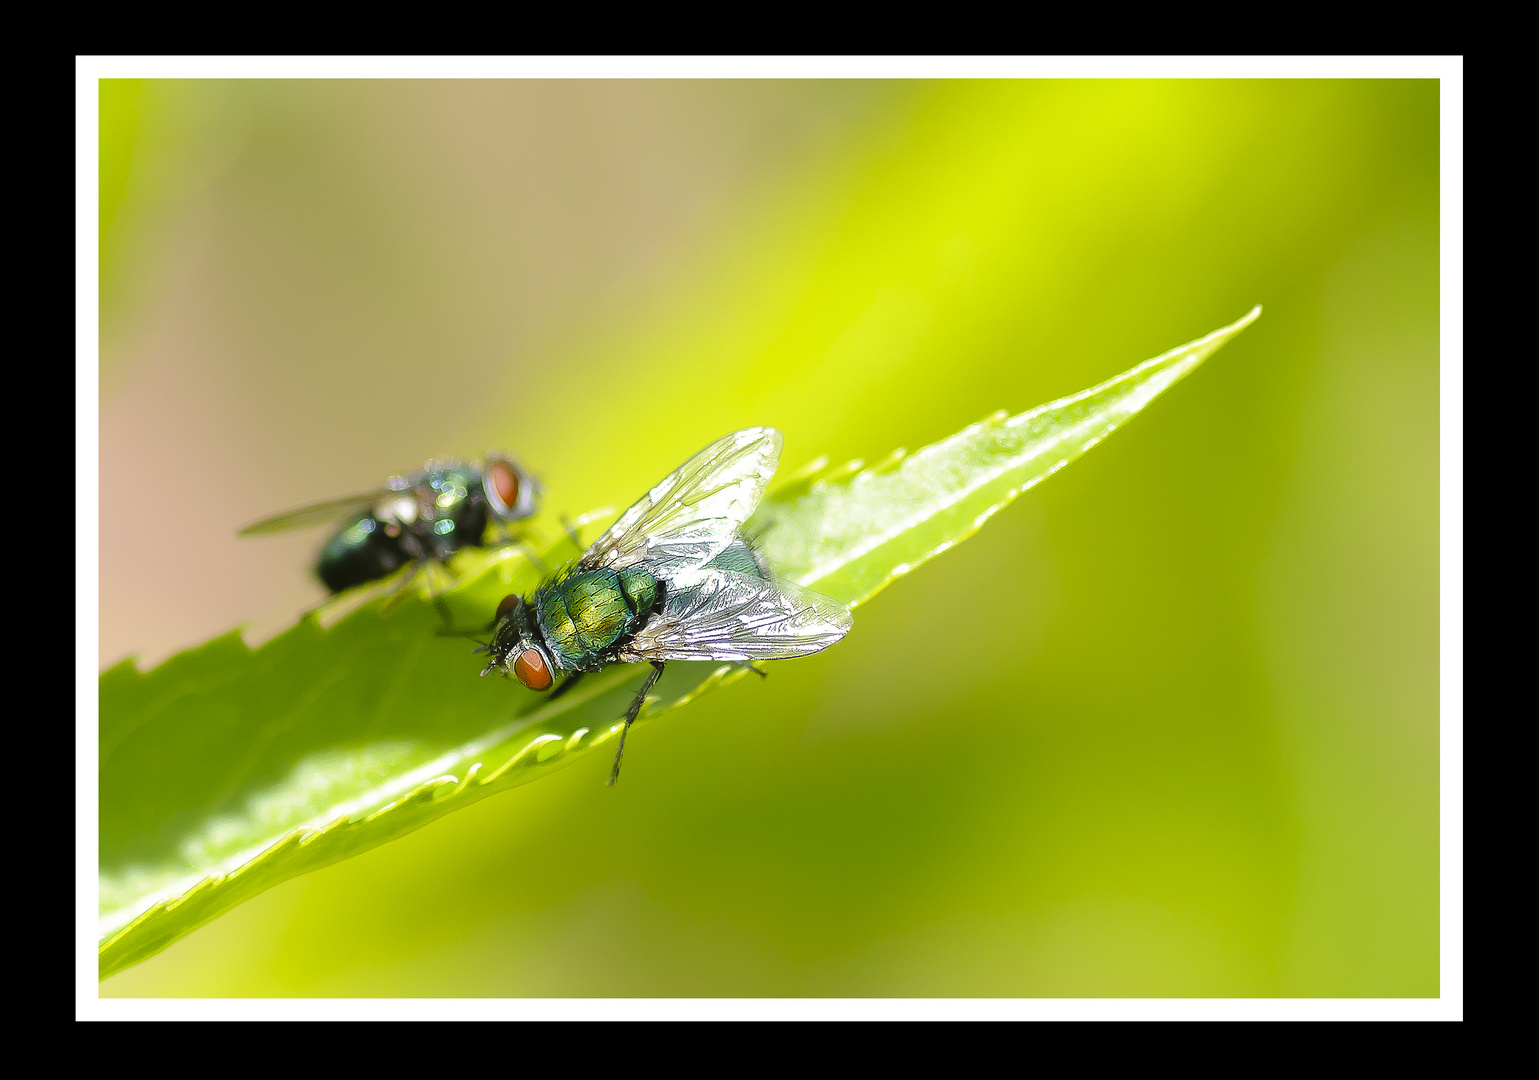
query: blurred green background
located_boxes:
[98,79,1438,996]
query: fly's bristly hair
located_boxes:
[240,454,542,596]
[470,428,854,783]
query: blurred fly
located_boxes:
[239,454,540,594]
[479,427,851,784]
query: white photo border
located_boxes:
[78,54,1463,1021]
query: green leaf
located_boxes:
[98,306,1259,980]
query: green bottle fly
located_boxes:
[478,428,848,786]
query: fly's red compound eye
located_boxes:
[513,647,553,691]
[486,460,520,515]
[494,594,523,623]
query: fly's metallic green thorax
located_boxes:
[316,463,489,593]
[534,567,663,671]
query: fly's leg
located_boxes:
[311,554,430,624]
[560,515,584,552]
[608,661,666,787]
[490,526,547,573]
[734,661,768,679]
[377,527,430,613]
[433,591,503,640]
[518,541,548,573]
[487,522,545,568]
[380,561,425,613]
[438,592,525,640]
[381,558,456,613]
[483,520,513,550]
[307,577,389,625]
[549,671,586,702]
[435,620,491,643]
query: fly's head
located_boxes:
[482,453,541,522]
[483,593,555,691]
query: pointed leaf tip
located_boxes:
[99,309,1259,979]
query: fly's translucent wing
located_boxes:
[237,492,384,536]
[581,427,783,578]
[619,567,852,663]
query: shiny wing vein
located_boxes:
[620,568,852,662]
[582,427,783,577]
[237,492,385,535]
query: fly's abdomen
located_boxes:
[618,566,660,613]
[317,512,410,593]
